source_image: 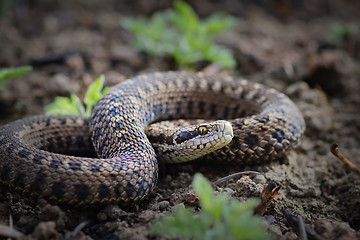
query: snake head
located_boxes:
[149,120,233,163]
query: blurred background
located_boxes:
[0,1,359,239]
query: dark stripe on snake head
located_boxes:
[166,136,173,145]
[175,130,198,144]
[147,133,173,145]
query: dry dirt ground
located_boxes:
[0,1,359,239]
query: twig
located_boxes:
[254,182,281,215]
[213,171,260,185]
[0,223,24,239]
[71,220,90,237]
[297,216,308,240]
[282,209,325,240]
[330,143,360,176]
[9,212,13,229]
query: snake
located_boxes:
[0,71,305,206]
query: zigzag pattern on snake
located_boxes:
[0,71,305,206]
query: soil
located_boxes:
[0,0,360,239]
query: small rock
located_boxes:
[169,192,185,205]
[314,219,358,240]
[107,205,127,219]
[235,176,264,198]
[150,200,170,211]
[38,202,67,231]
[184,191,199,206]
[31,221,58,240]
[138,210,157,223]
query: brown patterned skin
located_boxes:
[0,72,305,206]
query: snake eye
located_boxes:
[198,126,208,135]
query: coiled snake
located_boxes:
[0,72,305,206]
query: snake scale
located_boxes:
[0,71,305,206]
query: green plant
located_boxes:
[44,75,109,117]
[329,22,357,47]
[0,65,32,91]
[152,173,271,240]
[122,0,236,69]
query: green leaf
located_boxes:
[84,74,108,117]
[122,12,178,57]
[44,75,108,116]
[205,45,236,68]
[152,206,198,239]
[44,94,85,116]
[173,0,199,33]
[202,13,236,37]
[192,173,214,209]
[0,65,32,82]
[152,173,272,240]
[328,22,358,47]
[122,0,236,69]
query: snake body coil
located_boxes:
[0,72,305,206]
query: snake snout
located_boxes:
[216,120,234,145]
